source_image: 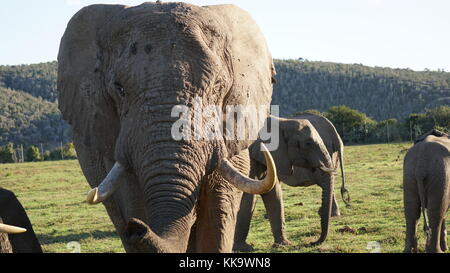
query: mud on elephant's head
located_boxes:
[58,3,277,252]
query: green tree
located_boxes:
[325,105,376,143]
[63,143,77,159]
[26,145,41,162]
[289,109,325,118]
[0,143,15,163]
[426,106,450,130]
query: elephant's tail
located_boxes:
[338,144,351,207]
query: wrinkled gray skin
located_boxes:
[0,188,42,253]
[403,133,450,253]
[58,3,275,253]
[234,113,348,251]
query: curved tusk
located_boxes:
[87,162,126,205]
[217,143,277,194]
[0,223,27,234]
[319,166,337,175]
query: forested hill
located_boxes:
[0,87,69,146]
[0,62,69,147]
[0,60,449,146]
[0,62,58,102]
[273,59,450,120]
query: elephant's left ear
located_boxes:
[249,119,293,176]
[57,5,126,158]
[204,4,275,158]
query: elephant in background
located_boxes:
[0,188,42,253]
[58,3,277,253]
[234,113,349,251]
[403,129,450,253]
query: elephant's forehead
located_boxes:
[106,3,226,41]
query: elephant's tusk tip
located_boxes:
[86,188,101,205]
[260,143,278,193]
[0,224,27,234]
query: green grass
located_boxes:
[0,142,446,253]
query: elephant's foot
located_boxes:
[427,248,444,253]
[331,209,341,217]
[403,247,417,253]
[309,236,327,247]
[272,238,293,249]
[233,242,254,252]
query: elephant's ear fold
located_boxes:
[250,119,293,176]
[204,5,276,158]
[57,5,125,158]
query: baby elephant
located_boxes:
[403,130,450,253]
[0,188,42,253]
[234,114,349,251]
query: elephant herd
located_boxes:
[1,2,449,253]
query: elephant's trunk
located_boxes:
[125,218,178,253]
[124,140,208,253]
[312,173,334,245]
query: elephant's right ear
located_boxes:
[57,5,126,158]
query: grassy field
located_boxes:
[0,142,446,253]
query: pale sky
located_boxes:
[0,0,449,71]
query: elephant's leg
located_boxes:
[331,192,340,217]
[195,150,251,253]
[403,175,420,253]
[403,200,420,253]
[425,197,445,253]
[233,193,257,252]
[440,220,447,252]
[426,214,443,253]
[261,182,292,247]
[195,172,243,253]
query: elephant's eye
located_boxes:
[114,82,125,98]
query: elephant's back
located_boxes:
[405,137,450,181]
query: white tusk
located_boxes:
[87,162,126,205]
[0,223,27,234]
[217,143,278,194]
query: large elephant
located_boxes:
[0,188,42,253]
[234,113,349,251]
[58,3,278,253]
[403,130,450,253]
